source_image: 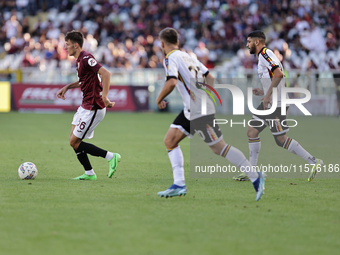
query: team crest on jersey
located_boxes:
[206,124,218,142]
[88,58,97,67]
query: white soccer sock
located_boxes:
[168,146,185,186]
[248,137,261,166]
[105,151,114,161]
[220,144,259,182]
[85,169,95,176]
[283,138,317,164]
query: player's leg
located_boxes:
[234,114,266,181]
[209,139,259,181]
[247,105,268,167]
[157,127,187,198]
[270,111,323,181]
[71,107,120,179]
[164,127,187,186]
[193,115,265,201]
[247,126,262,167]
[209,139,265,201]
[69,126,97,180]
[158,111,189,198]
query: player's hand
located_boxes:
[261,94,272,110]
[103,96,115,108]
[56,87,67,100]
[252,88,264,96]
[157,100,168,110]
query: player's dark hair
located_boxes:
[65,30,84,47]
[248,30,266,42]
[159,27,178,45]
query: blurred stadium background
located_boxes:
[1,2,339,255]
[0,0,339,115]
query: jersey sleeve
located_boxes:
[164,55,178,81]
[198,61,209,77]
[259,48,280,73]
[82,56,102,73]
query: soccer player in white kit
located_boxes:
[245,30,323,181]
[156,27,265,201]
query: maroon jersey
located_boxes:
[76,51,105,110]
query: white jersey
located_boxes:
[163,49,215,120]
[257,47,285,107]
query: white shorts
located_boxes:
[72,106,106,139]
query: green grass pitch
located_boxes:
[0,112,339,255]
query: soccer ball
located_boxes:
[18,162,38,180]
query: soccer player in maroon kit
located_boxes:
[56,30,121,180]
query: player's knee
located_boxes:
[247,128,258,138]
[70,139,81,150]
[211,146,220,155]
[164,137,178,150]
[69,140,76,149]
[274,136,285,147]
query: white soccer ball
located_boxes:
[18,162,38,180]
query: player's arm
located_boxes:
[262,68,284,109]
[198,60,214,88]
[253,88,264,96]
[56,81,80,100]
[204,72,214,87]
[98,66,114,108]
[156,78,177,109]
